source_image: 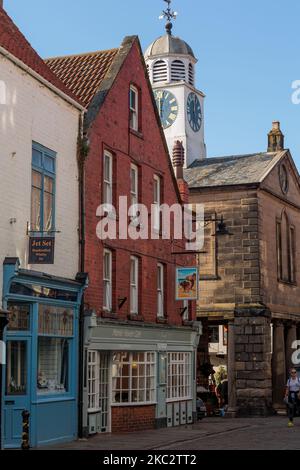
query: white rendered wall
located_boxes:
[0,54,81,302]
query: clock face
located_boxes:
[187,92,202,132]
[154,90,178,129]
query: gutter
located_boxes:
[0,45,86,112]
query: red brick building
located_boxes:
[47,36,201,434]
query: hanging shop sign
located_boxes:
[29,237,55,264]
[175,267,199,301]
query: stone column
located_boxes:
[286,322,297,372]
[272,321,286,409]
[227,320,236,417]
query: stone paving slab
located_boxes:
[41,416,300,451]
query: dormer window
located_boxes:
[153,60,168,83]
[171,60,185,82]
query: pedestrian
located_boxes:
[284,368,300,427]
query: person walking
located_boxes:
[285,368,300,427]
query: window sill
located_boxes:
[278,279,297,287]
[156,317,168,324]
[102,311,118,319]
[130,128,144,140]
[166,397,193,403]
[128,313,144,322]
[182,320,193,327]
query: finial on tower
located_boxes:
[159,0,178,35]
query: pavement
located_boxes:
[42,416,300,450]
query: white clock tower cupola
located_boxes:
[145,0,207,167]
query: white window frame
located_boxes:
[130,85,139,131]
[103,151,113,206]
[112,352,156,405]
[167,352,192,402]
[130,164,139,222]
[88,351,100,412]
[157,263,164,318]
[153,174,161,232]
[103,249,112,312]
[130,256,139,315]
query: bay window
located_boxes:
[112,352,155,404]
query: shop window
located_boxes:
[6,341,27,395]
[31,142,56,233]
[88,351,100,411]
[167,352,192,401]
[37,338,69,394]
[112,352,156,404]
[37,305,73,395]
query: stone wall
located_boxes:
[234,308,273,416]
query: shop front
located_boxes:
[82,313,201,435]
[1,258,87,448]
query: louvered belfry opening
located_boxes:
[188,63,194,86]
[171,60,186,82]
[152,60,168,83]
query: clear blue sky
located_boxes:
[5,0,300,167]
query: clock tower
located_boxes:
[145,0,207,167]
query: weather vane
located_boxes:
[159,0,178,35]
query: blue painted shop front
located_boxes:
[2,258,86,448]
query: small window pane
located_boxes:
[7,304,30,331]
[44,155,55,173]
[32,149,42,168]
[38,305,74,336]
[43,190,53,231]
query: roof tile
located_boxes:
[45,49,118,107]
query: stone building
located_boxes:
[185,122,300,415]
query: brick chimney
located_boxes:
[0,1,3,9]
[172,141,189,203]
[268,121,284,152]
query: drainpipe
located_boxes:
[77,114,89,438]
[0,310,9,450]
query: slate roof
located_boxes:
[45,49,118,108]
[185,152,282,188]
[0,7,82,105]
